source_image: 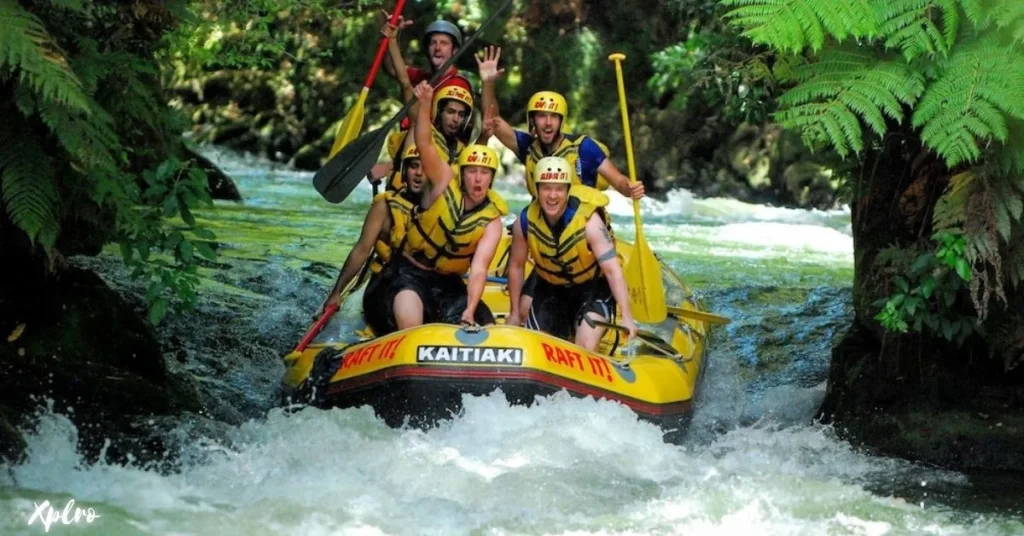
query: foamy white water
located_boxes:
[2,394,1020,535]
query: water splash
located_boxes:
[3,396,1019,535]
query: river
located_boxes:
[2,147,1021,535]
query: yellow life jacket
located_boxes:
[402,178,508,275]
[369,189,417,273]
[386,127,465,192]
[521,186,611,286]
[524,133,611,198]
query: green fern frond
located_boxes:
[774,49,924,158]
[912,37,1024,168]
[37,101,119,172]
[993,120,1024,175]
[988,172,1024,242]
[71,37,162,132]
[0,120,60,249]
[0,0,90,113]
[880,0,963,60]
[720,0,880,53]
[933,170,975,231]
[987,0,1024,44]
[958,0,984,26]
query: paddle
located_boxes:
[666,305,731,326]
[295,253,378,353]
[313,0,515,204]
[295,303,339,353]
[583,317,679,357]
[327,0,409,159]
[609,53,667,324]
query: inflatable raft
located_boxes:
[280,234,716,441]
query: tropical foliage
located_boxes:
[0,0,217,324]
[720,0,1024,366]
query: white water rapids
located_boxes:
[2,393,1020,534]
[2,148,1021,534]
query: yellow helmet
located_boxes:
[527,91,568,118]
[457,144,499,172]
[534,156,573,185]
[432,85,474,127]
[401,143,420,162]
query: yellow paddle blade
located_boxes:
[666,305,731,326]
[328,88,369,159]
[623,236,667,324]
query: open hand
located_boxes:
[475,46,505,83]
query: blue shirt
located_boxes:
[513,131,608,188]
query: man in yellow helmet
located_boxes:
[506,156,638,349]
[316,144,426,334]
[373,84,476,192]
[475,47,645,200]
[381,81,507,330]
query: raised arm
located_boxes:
[475,46,518,151]
[483,104,519,152]
[506,215,529,326]
[316,198,389,317]
[461,218,504,325]
[584,212,637,339]
[379,10,413,80]
[412,81,453,204]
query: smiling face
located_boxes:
[531,112,563,145]
[403,159,424,193]
[460,165,494,206]
[427,34,455,70]
[437,100,469,137]
[537,182,570,221]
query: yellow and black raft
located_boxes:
[280,234,720,441]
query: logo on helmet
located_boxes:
[532,99,558,111]
[465,153,480,163]
[442,87,470,101]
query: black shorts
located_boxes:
[524,277,616,340]
[522,271,538,299]
[366,256,495,334]
[362,271,393,335]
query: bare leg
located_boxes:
[575,312,608,352]
[393,289,424,329]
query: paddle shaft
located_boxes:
[295,303,339,353]
[666,305,731,325]
[315,0,514,202]
[609,55,644,242]
[365,0,408,89]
